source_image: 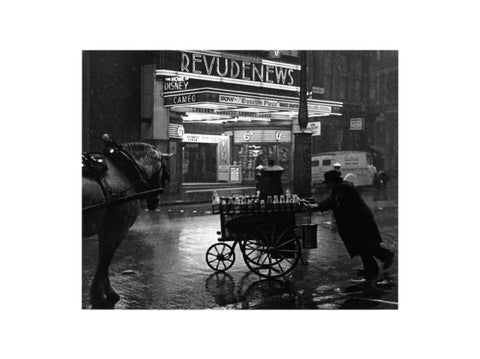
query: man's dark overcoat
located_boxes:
[317,181,382,257]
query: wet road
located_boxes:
[82,188,398,309]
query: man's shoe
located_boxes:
[383,252,395,270]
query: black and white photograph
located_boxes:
[82,50,398,309]
[2,1,480,358]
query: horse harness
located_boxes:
[82,141,151,205]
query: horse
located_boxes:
[82,140,172,309]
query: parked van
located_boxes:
[312,151,377,188]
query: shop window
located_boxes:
[182,143,217,183]
[233,143,291,182]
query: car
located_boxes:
[312,151,377,189]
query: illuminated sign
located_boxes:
[163,90,343,116]
[268,50,299,59]
[219,94,331,112]
[182,133,222,143]
[243,131,253,141]
[170,94,197,105]
[168,124,185,139]
[181,52,296,86]
[234,130,291,143]
[164,79,189,91]
[156,51,301,91]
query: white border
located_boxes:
[3,1,480,359]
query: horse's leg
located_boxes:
[103,233,128,304]
[103,201,140,303]
[90,223,128,308]
[90,238,115,309]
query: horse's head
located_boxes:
[122,142,174,211]
[144,152,173,210]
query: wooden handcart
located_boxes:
[206,197,317,279]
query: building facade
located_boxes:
[304,50,398,175]
[82,50,397,192]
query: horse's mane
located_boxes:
[122,142,163,178]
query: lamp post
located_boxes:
[293,50,312,197]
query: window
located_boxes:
[322,159,332,166]
[312,160,320,167]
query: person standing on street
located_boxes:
[315,170,394,279]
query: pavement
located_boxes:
[220,273,398,310]
[82,186,398,309]
[159,180,398,207]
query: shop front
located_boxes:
[232,129,292,182]
[141,50,343,187]
[180,133,230,183]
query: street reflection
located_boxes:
[205,272,397,309]
[205,272,292,307]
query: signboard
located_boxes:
[268,50,299,59]
[188,106,271,119]
[312,86,325,95]
[350,117,364,130]
[234,130,292,143]
[163,77,190,91]
[182,133,222,143]
[219,94,332,113]
[217,165,229,182]
[163,91,342,116]
[307,122,321,136]
[156,51,301,91]
[180,51,297,86]
[217,135,230,166]
[167,94,198,105]
[230,166,241,183]
[168,123,185,139]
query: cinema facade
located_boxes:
[139,50,343,185]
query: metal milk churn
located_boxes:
[257,161,284,199]
[300,206,318,249]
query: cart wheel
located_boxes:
[206,243,236,272]
[241,227,301,278]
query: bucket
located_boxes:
[302,224,318,249]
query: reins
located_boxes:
[82,188,164,213]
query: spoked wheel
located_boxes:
[206,243,236,272]
[241,226,301,278]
